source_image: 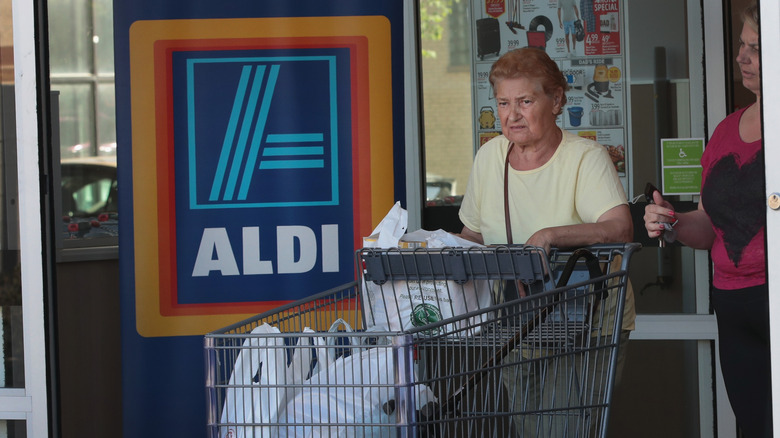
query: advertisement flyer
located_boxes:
[472,0,627,176]
[474,0,622,62]
[560,57,623,129]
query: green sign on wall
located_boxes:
[661,138,704,195]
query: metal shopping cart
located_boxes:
[205,242,639,438]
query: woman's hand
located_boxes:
[526,228,553,255]
[643,190,676,239]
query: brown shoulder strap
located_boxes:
[504,142,515,244]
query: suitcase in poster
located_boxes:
[476,17,500,60]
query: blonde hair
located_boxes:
[743,1,759,32]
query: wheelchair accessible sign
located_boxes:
[660,138,704,195]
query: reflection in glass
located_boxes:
[47,0,92,74]
[420,0,473,216]
[60,156,118,241]
[55,84,94,159]
[96,83,116,156]
[50,0,117,248]
[93,0,115,75]
[0,420,27,437]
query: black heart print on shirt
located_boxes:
[701,151,765,267]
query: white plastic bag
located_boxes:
[278,346,437,437]
[311,318,366,375]
[220,323,315,438]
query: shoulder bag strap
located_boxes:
[504,142,515,244]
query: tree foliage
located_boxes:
[420,0,459,58]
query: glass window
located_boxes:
[96,83,116,156]
[48,0,92,75]
[93,0,115,75]
[420,0,473,223]
[0,421,26,437]
[49,0,117,254]
[56,84,94,159]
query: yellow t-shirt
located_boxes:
[460,130,626,244]
[459,129,635,331]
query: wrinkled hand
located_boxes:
[643,190,676,239]
[525,228,552,256]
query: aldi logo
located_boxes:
[188,58,341,208]
[128,16,395,337]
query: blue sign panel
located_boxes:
[114,2,407,437]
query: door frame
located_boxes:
[760,1,780,436]
[0,0,51,435]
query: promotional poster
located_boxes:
[473,0,627,177]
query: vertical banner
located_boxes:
[113,2,408,436]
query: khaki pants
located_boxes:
[500,330,630,437]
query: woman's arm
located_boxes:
[525,203,633,253]
[457,225,485,245]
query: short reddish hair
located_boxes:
[489,48,568,116]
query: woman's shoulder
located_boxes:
[560,130,605,154]
[475,135,510,158]
[708,106,753,146]
[715,107,749,130]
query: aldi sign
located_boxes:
[128,17,396,337]
[115,3,407,436]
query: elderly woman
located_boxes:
[458,47,635,435]
[459,48,631,252]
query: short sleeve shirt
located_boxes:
[459,130,627,245]
[701,106,766,290]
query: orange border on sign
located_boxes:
[153,37,369,317]
[130,16,393,337]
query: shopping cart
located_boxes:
[204,242,639,438]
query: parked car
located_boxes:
[426,174,462,206]
[60,156,118,240]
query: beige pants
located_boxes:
[500,330,630,438]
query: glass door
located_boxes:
[418,0,739,435]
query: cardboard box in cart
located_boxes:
[362,234,427,249]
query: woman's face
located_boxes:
[494,76,562,147]
[736,23,760,96]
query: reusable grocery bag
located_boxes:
[361,203,494,336]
